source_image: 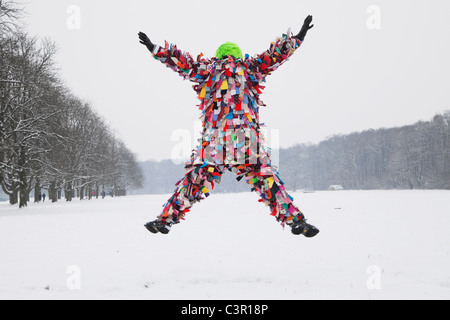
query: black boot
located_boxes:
[291,220,320,238]
[145,220,171,235]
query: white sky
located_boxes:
[22,0,450,161]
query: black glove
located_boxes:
[296,15,314,41]
[138,32,155,52]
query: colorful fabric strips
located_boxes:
[152,31,305,227]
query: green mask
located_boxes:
[216,42,243,60]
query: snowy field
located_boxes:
[0,190,449,300]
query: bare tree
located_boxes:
[0,0,23,34]
[0,32,60,207]
[1,4,143,207]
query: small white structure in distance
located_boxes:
[329,185,344,191]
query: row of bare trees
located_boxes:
[1,0,143,207]
[279,112,450,191]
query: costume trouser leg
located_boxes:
[157,159,223,226]
[233,163,305,226]
[158,153,305,227]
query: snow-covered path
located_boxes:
[0,190,449,300]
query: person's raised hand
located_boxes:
[138,32,155,51]
[296,15,314,41]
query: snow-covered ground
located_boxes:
[0,190,449,300]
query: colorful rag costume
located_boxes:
[151,31,306,228]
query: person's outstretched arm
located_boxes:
[249,15,314,78]
[138,32,209,82]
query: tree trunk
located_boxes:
[80,178,86,200]
[18,174,28,208]
[34,180,41,203]
[88,183,92,200]
[19,187,28,208]
[18,147,28,208]
[65,181,73,202]
[9,190,18,205]
[49,181,58,203]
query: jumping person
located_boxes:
[139,16,319,237]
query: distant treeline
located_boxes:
[135,111,450,195]
[0,1,143,207]
[133,160,249,196]
[280,111,450,191]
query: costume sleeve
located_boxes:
[151,41,210,83]
[249,31,302,78]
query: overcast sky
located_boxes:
[22,0,450,161]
